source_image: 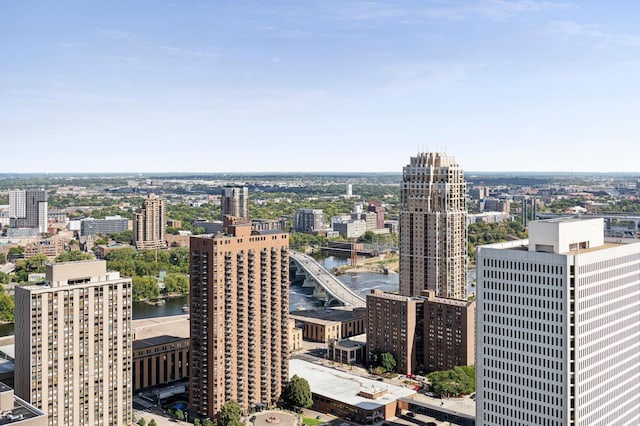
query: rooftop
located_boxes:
[289,359,415,410]
[290,307,361,324]
[131,314,189,344]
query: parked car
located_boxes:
[406,411,415,418]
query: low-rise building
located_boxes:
[327,335,366,365]
[132,315,190,392]
[290,307,366,343]
[290,359,416,422]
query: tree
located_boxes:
[379,352,396,372]
[0,253,6,264]
[137,419,146,426]
[427,365,475,397]
[193,419,202,426]
[109,230,133,244]
[132,276,160,301]
[203,419,214,426]
[371,351,396,373]
[55,251,94,263]
[175,409,185,420]
[283,375,313,409]
[164,273,189,294]
[148,420,157,426]
[218,400,243,426]
[0,291,14,322]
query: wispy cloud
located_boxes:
[548,20,640,47]
[261,26,313,38]
[157,46,219,58]
[328,0,571,22]
[98,29,134,40]
[383,61,484,95]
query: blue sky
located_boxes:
[2,1,640,173]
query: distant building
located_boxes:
[367,201,385,229]
[332,218,367,239]
[221,185,249,219]
[166,219,182,228]
[294,209,324,232]
[477,218,640,425]
[9,190,47,234]
[80,216,129,236]
[346,184,353,198]
[481,198,510,213]
[189,223,289,417]
[467,212,509,225]
[15,260,132,425]
[400,152,467,299]
[252,218,287,231]
[133,194,167,250]
[192,220,224,234]
[23,239,65,260]
[47,210,67,223]
[352,211,379,231]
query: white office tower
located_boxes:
[476,217,640,426]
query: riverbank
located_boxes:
[332,254,399,275]
[137,292,189,304]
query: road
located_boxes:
[290,251,366,307]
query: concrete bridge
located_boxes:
[289,251,366,308]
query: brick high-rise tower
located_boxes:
[400,152,467,299]
[133,193,167,250]
[189,223,289,418]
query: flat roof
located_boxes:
[289,359,415,410]
[131,314,190,343]
[290,307,360,324]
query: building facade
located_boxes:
[422,291,475,373]
[189,224,289,418]
[221,185,249,219]
[290,307,366,343]
[133,194,167,250]
[9,190,48,234]
[400,152,467,299]
[80,216,129,236]
[14,260,133,426]
[293,209,324,232]
[477,218,640,425]
[366,290,421,375]
[132,315,190,393]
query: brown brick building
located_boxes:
[189,223,289,418]
[422,291,475,373]
[366,290,422,375]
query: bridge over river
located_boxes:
[289,251,366,308]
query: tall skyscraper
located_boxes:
[476,218,640,425]
[133,193,167,249]
[15,260,133,425]
[189,223,289,418]
[400,152,467,299]
[9,189,48,234]
[221,185,249,219]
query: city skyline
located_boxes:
[3,1,640,174]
